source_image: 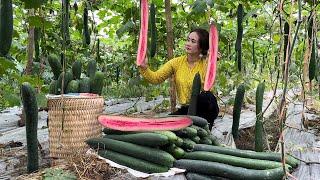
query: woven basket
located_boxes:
[47,96,104,158]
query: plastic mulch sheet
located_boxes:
[281,102,320,179]
[87,149,185,178]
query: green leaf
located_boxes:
[206,0,214,7]
[28,16,52,28]
[191,0,207,15]
[0,57,16,77]
[21,0,44,9]
[116,21,135,38]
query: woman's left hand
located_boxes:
[217,52,221,60]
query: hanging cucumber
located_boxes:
[116,66,120,84]
[255,81,265,152]
[188,73,201,115]
[34,28,41,62]
[62,0,70,45]
[83,4,90,45]
[232,84,245,139]
[307,14,313,44]
[309,39,316,81]
[283,21,289,69]
[235,4,244,72]
[252,41,256,68]
[149,3,157,58]
[0,0,13,56]
[96,38,101,62]
[21,82,39,173]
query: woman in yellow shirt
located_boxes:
[138,28,219,130]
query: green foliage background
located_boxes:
[0,0,319,111]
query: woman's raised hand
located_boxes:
[138,56,148,69]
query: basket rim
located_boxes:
[47,94,104,100]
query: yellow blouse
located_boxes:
[139,55,208,105]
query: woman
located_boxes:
[138,28,219,130]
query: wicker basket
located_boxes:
[47,96,104,158]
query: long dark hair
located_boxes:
[190,28,209,56]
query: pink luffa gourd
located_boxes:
[136,0,149,66]
[204,24,219,91]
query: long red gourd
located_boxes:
[136,0,149,66]
[98,115,192,131]
[204,24,219,91]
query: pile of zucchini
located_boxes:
[86,114,299,178]
[172,116,221,152]
[86,130,178,173]
[48,56,105,95]
[175,144,299,180]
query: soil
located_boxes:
[234,110,281,151]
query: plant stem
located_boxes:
[279,0,302,176]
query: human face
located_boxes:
[185,32,201,55]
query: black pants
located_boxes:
[170,91,219,130]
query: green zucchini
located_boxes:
[86,138,175,167]
[168,115,208,127]
[0,0,13,56]
[61,0,70,45]
[232,84,245,139]
[21,82,39,173]
[83,5,90,45]
[309,39,316,81]
[183,151,285,170]
[207,135,221,146]
[255,81,265,152]
[79,77,91,93]
[65,80,79,93]
[199,137,212,145]
[149,3,157,58]
[154,131,178,144]
[72,60,82,80]
[104,133,169,147]
[186,173,225,180]
[175,137,184,147]
[96,38,101,62]
[188,116,208,127]
[87,60,96,78]
[98,150,169,173]
[171,147,185,159]
[90,71,105,95]
[49,80,58,95]
[34,27,40,62]
[174,159,286,180]
[181,138,196,151]
[191,125,208,138]
[235,4,244,72]
[48,54,62,80]
[283,21,289,67]
[57,71,73,93]
[188,73,201,115]
[175,127,197,138]
[191,136,201,144]
[193,144,299,168]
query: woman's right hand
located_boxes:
[138,56,148,69]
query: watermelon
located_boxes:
[98,115,192,131]
[204,23,219,91]
[136,0,149,66]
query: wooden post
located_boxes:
[164,0,176,113]
[20,9,35,127]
